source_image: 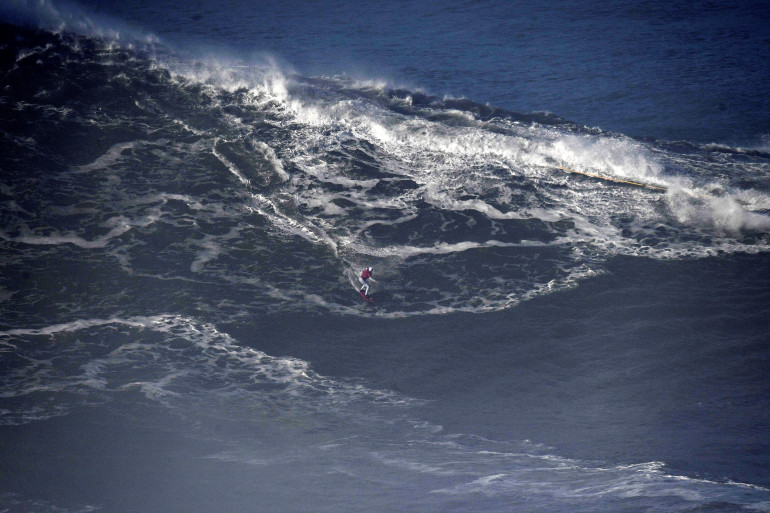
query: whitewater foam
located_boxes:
[0,314,420,425]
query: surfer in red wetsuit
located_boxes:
[359,267,376,297]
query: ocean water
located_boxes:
[1,1,769,512]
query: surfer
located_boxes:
[359,267,376,297]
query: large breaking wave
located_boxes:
[1,17,767,319]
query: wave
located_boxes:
[0,15,768,319]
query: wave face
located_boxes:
[1,23,768,319]
[1,15,770,513]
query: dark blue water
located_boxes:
[74,0,770,144]
[1,1,769,512]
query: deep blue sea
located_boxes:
[1,1,769,512]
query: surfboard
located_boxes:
[359,290,373,303]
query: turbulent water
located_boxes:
[1,1,769,512]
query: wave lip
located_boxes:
[2,0,160,46]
